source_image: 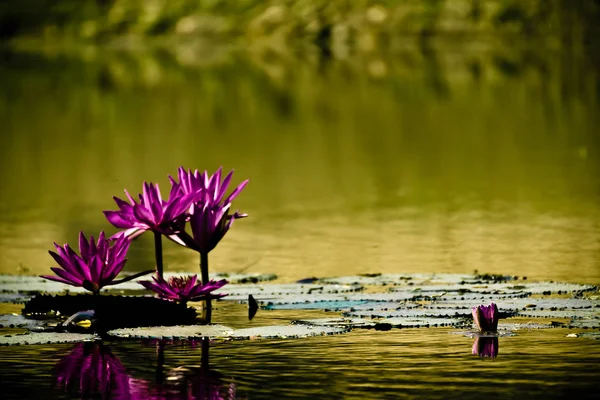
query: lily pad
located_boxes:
[381,317,464,328]
[0,293,34,304]
[0,332,97,346]
[516,309,599,319]
[108,324,232,340]
[292,317,376,329]
[574,331,600,339]
[107,323,349,340]
[320,273,472,286]
[395,284,529,296]
[224,324,349,339]
[0,314,49,329]
[0,272,278,293]
[217,283,362,299]
[568,319,600,329]
[342,308,474,319]
[245,292,416,306]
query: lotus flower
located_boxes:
[139,275,228,303]
[171,166,248,209]
[168,167,248,253]
[104,181,197,239]
[472,337,499,358]
[472,302,499,332]
[55,343,131,398]
[41,231,145,294]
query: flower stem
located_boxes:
[154,231,163,279]
[200,252,209,285]
[200,252,212,323]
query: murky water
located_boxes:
[0,37,599,398]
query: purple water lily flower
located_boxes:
[170,167,248,254]
[472,302,499,332]
[139,275,228,303]
[472,337,499,358]
[185,202,247,254]
[171,166,249,208]
[41,231,148,294]
[104,181,197,238]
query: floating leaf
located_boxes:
[245,292,416,306]
[292,318,376,329]
[393,284,529,296]
[0,272,277,293]
[320,273,472,286]
[575,331,600,339]
[0,293,33,304]
[264,300,371,311]
[224,324,349,339]
[568,319,600,329]
[108,325,232,340]
[107,323,349,340]
[380,317,464,328]
[0,332,97,346]
[516,309,599,319]
[0,314,49,329]
[343,308,476,319]
[218,283,362,299]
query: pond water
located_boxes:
[1,303,600,399]
[0,36,599,398]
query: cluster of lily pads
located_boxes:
[41,166,248,321]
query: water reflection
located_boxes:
[55,342,130,398]
[54,341,236,400]
[1,39,599,284]
[471,336,499,359]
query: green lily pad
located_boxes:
[516,309,599,319]
[218,283,362,300]
[568,319,600,329]
[0,293,33,304]
[381,317,464,328]
[0,332,97,346]
[292,318,376,329]
[0,272,278,294]
[0,314,49,329]
[320,273,472,286]
[107,323,349,340]
[243,292,416,306]
[343,308,473,319]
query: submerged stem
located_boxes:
[201,338,210,369]
[154,231,164,279]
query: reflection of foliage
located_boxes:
[1,0,599,46]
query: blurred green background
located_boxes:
[0,0,599,283]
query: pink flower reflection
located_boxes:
[56,342,237,399]
[471,336,499,358]
[55,342,130,398]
